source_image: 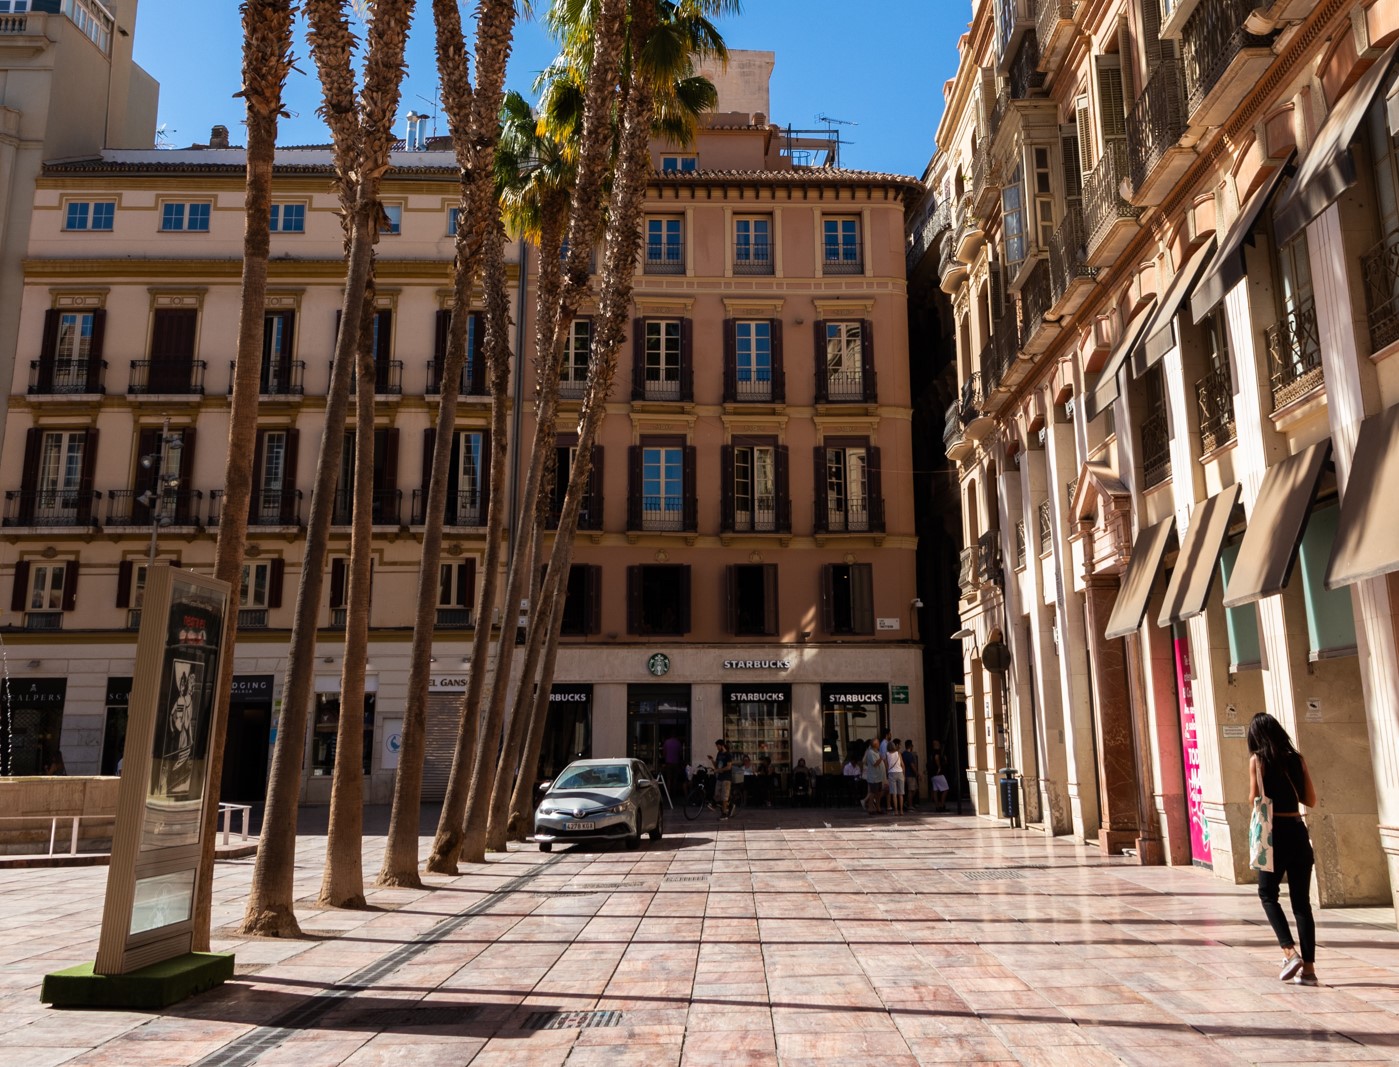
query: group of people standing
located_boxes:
[843,732,949,815]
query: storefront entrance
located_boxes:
[539,684,592,783]
[820,682,889,773]
[627,684,690,776]
[221,675,274,802]
[102,677,131,776]
[0,678,67,775]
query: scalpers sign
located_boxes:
[722,657,792,670]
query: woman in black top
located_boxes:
[1247,713,1319,985]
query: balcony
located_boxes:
[983,307,1020,397]
[2,490,100,528]
[1181,0,1275,127]
[338,359,404,396]
[547,494,604,532]
[1035,0,1077,74]
[1018,258,1055,353]
[211,488,303,527]
[908,200,951,273]
[1265,296,1323,409]
[1047,203,1097,315]
[1191,363,1236,455]
[726,496,790,534]
[228,359,304,397]
[960,372,987,424]
[1082,140,1142,265]
[822,369,869,403]
[953,193,984,265]
[944,401,971,461]
[29,358,106,395]
[645,240,685,275]
[239,608,269,629]
[128,359,206,396]
[971,142,1001,217]
[1127,57,1192,205]
[731,375,774,403]
[958,545,981,598]
[411,489,483,527]
[994,0,1035,70]
[816,497,885,535]
[105,489,204,527]
[734,244,774,276]
[24,613,63,632]
[939,240,968,294]
[436,608,473,628]
[1361,229,1399,352]
[1140,410,1173,487]
[426,359,486,397]
[822,252,864,276]
[332,489,402,527]
[1007,29,1044,100]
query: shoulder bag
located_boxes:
[1248,758,1274,873]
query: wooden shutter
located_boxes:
[76,429,98,524]
[433,309,450,385]
[678,565,692,634]
[1075,98,1095,174]
[585,564,602,635]
[269,557,285,609]
[627,445,643,529]
[330,557,347,609]
[626,565,641,634]
[680,318,694,402]
[280,429,299,523]
[867,445,884,533]
[720,444,735,532]
[377,428,399,500]
[374,309,393,391]
[631,318,646,400]
[1061,128,1083,206]
[421,428,436,517]
[851,563,874,634]
[116,560,133,608]
[87,309,107,392]
[820,563,835,634]
[813,446,829,533]
[177,427,197,523]
[62,561,79,613]
[860,319,877,402]
[775,445,791,532]
[10,561,28,613]
[249,431,266,521]
[477,430,491,523]
[1097,61,1126,143]
[586,445,604,529]
[725,565,738,634]
[722,319,737,402]
[771,319,786,402]
[150,308,197,359]
[37,309,60,392]
[460,558,477,610]
[683,445,697,531]
[762,564,779,636]
[813,320,829,402]
[19,428,41,495]
[469,311,486,395]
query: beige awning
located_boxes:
[1104,517,1176,640]
[1274,40,1399,248]
[1135,238,1219,375]
[1191,150,1296,324]
[1326,402,1399,588]
[1221,440,1332,608]
[1086,300,1157,421]
[1157,483,1242,626]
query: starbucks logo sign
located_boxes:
[646,653,671,677]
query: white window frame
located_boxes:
[733,444,777,532]
[733,214,773,271]
[64,199,115,231]
[380,203,403,236]
[256,430,287,521]
[240,560,273,609]
[645,215,684,269]
[822,215,862,269]
[560,319,591,394]
[159,200,211,233]
[824,322,865,399]
[28,561,67,613]
[642,445,684,530]
[734,320,773,400]
[661,154,698,173]
[826,445,869,532]
[437,560,473,610]
[644,319,682,399]
[269,202,306,233]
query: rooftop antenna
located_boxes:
[155,122,177,150]
[417,90,441,141]
[816,114,857,168]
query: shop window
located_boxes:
[723,686,792,784]
[822,562,874,635]
[0,679,67,776]
[1297,505,1358,660]
[626,564,691,635]
[311,692,375,776]
[727,564,778,636]
[1219,542,1262,670]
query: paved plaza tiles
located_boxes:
[2,809,1399,1065]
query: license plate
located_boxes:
[566,821,592,832]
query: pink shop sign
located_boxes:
[1174,637,1212,867]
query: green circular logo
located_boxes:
[646,653,671,677]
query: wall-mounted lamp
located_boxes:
[910,598,924,609]
[951,628,974,640]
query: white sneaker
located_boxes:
[1279,954,1304,981]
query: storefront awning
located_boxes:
[1274,40,1399,247]
[1325,402,1399,588]
[1134,238,1219,375]
[1221,440,1332,608]
[1086,300,1157,421]
[1191,150,1296,324]
[1157,483,1242,625]
[1104,517,1176,640]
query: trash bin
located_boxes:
[999,767,1020,828]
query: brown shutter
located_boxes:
[626,565,641,634]
[775,445,791,532]
[330,557,347,609]
[852,563,874,634]
[585,564,602,634]
[771,319,785,402]
[587,445,604,529]
[867,445,884,532]
[683,445,697,531]
[725,565,738,634]
[860,319,877,402]
[820,564,835,634]
[477,429,491,522]
[177,427,197,523]
[632,318,646,400]
[281,429,299,523]
[813,446,829,533]
[150,308,197,359]
[680,317,694,402]
[62,560,79,612]
[37,309,60,392]
[813,320,828,402]
[433,308,450,386]
[720,444,735,532]
[249,431,266,521]
[722,318,736,402]
[10,560,28,613]
[462,558,477,611]
[627,445,642,529]
[379,428,399,500]
[76,429,98,524]
[19,428,41,500]
[116,560,133,608]
[374,309,393,391]
[420,428,436,520]
[762,564,779,636]
[678,565,692,634]
[269,557,284,609]
[87,309,107,392]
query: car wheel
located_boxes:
[539,841,552,853]
[649,807,664,842]
[625,815,642,850]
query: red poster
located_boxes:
[1173,637,1211,867]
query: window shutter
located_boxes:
[813,320,829,402]
[37,309,60,392]
[20,428,41,495]
[990,261,1006,322]
[1097,62,1126,143]
[375,308,393,363]
[631,318,646,400]
[62,561,79,613]
[150,308,198,359]
[421,428,436,514]
[771,319,786,402]
[860,320,877,402]
[587,445,604,529]
[722,318,736,402]
[813,446,829,533]
[725,564,738,634]
[269,557,285,609]
[720,444,735,532]
[820,564,835,634]
[683,445,697,531]
[469,311,486,395]
[177,427,197,523]
[626,565,641,634]
[280,309,296,359]
[433,308,450,383]
[478,430,492,523]
[627,445,642,529]
[762,564,779,636]
[281,429,299,523]
[585,564,602,635]
[775,445,791,532]
[1061,129,1083,206]
[249,431,266,521]
[10,561,28,614]
[330,558,347,609]
[460,558,476,611]
[116,560,133,608]
[680,318,694,402]
[678,565,692,634]
[87,309,108,392]
[1075,99,1095,174]
[867,445,885,533]
[852,563,874,634]
[77,429,98,524]
[380,428,400,503]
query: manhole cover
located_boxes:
[523,1009,623,1030]
[960,869,1024,881]
[338,1006,479,1028]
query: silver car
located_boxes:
[533,758,664,852]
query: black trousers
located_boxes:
[1257,816,1315,963]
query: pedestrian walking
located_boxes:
[886,738,906,815]
[903,739,920,811]
[929,741,949,812]
[843,751,864,806]
[708,739,734,819]
[1248,712,1319,985]
[863,739,887,814]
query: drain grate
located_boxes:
[523,1009,623,1030]
[960,869,1024,881]
[665,875,708,883]
[338,1006,479,1029]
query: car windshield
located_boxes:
[553,763,631,790]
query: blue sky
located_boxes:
[131,0,968,177]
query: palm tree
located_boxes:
[190,0,296,953]
[378,0,519,886]
[242,0,416,937]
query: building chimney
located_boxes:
[405,112,425,151]
[209,125,230,149]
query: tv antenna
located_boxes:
[815,114,857,168]
[417,90,441,140]
[155,122,177,150]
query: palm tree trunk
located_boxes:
[190,0,293,953]
[507,561,570,841]
[319,289,377,909]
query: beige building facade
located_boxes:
[919,0,1399,920]
[0,54,927,807]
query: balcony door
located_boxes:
[261,310,296,394]
[149,308,197,392]
[39,431,86,522]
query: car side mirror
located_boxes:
[636,779,652,788]
[537,780,552,792]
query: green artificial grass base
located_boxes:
[41,952,234,1009]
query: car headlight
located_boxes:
[600,802,631,815]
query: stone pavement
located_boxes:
[2,806,1399,1066]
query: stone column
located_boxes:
[1081,571,1142,853]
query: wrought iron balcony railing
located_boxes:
[815,497,885,535]
[958,545,980,597]
[822,368,869,403]
[30,358,106,395]
[1196,361,1236,453]
[944,401,967,453]
[411,489,483,527]
[1008,29,1043,99]
[1127,57,1188,191]
[436,608,473,628]
[426,359,488,397]
[335,358,404,395]
[822,253,864,276]
[332,489,402,527]
[726,496,787,534]
[1361,228,1399,352]
[908,201,951,271]
[239,608,269,629]
[105,488,203,527]
[734,243,774,275]
[1265,296,1323,409]
[228,359,305,397]
[1140,410,1172,487]
[3,489,100,527]
[547,491,605,531]
[1047,202,1096,303]
[971,141,1000,210]
[25,612,63,631]
[1082,140,1141,251]
[210,488,303,527]
[1019,258,1053,345]
[960,372,985,421]
[1034,0,1075,60]
[989,84,1011,143]
[1181,0,1273,118]
[731,375,774,403]
[128,359,206,395]
[645,241,685,274]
